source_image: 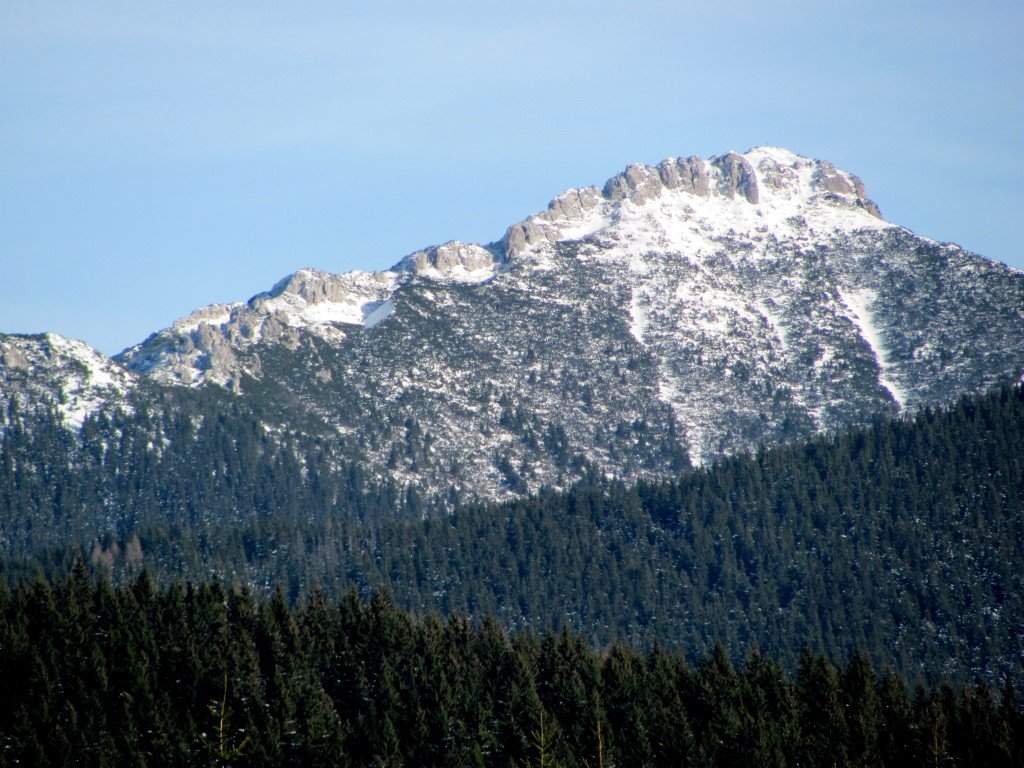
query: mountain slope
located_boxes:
[0,333,134,429]
[108,146,1024,495]
[6,384,1023,689]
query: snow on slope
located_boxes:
[120,243,500,388]
[121,147,888,391]
[496,146,904,463]
[0,333,134,429]
[838,288,907,408]
[110,145,1024,491]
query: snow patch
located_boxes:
[364,299,395,328]
[838,289,907,408]
[556,213,613,241]
[408,264,498,284]
[629,292,648,346]
[43,333,132,429]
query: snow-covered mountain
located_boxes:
[0,333,135,429]
[4,147,1024,496]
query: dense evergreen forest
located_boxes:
[2,385,1024,688]
[1,569,1022,768]
[0,384,418,562]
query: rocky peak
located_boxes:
[6,146,1023,503]
[394,241,502,281]
[655,156,712,197]
[711,152,760,204]
[500,147,884,259]
[119,145,893,395]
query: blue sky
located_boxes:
[2,1,1022,355]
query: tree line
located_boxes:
[1,567,1022,767]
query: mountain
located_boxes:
[4,147,1024,499]
[0,333,136,432]
[4,147,1024,688]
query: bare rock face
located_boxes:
[858,198,884,218]
[259,269,394,306]
[503,188,604,256]
[755,155,802,194]
[850,175,869,199]
[812,162,883,219]
[712,152,760,204]
[402,241,497,275]
[603,163,665,204]
[504,219,562,255]
[816,161,856,195]
[545,187,603,220]
[657,158,683,189]
[675,156,712,196]
[1,341,29,370]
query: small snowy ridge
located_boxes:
[257,269,400,330]
[266,292,367,326]
[838,289,907,408]
[44,333,132,429]
[394,242,502,285]
[173,304,239,334]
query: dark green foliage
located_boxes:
[3,385,1024,690]
[0,573,1021,767]
[0,385,414,583]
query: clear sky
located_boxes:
[2,1,1022,355]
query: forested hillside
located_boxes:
[0,385,419,565]
[4,385,1023,688]
[1,571,1021,767]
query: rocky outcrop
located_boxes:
[603,163,664,204]
[669,156,712,196]
[545,187,604,220]
[1,341,29,371]
[260,268,394,306]
[816,161,855,195]
[503,189,604,256]
[399,241,499,276]
[711,152,760,203]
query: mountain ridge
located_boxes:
[116,146,893,393]
[3,146,1023,496]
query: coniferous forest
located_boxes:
[2,385,1024,764]
[1,567,1022,767]
[4,385,1024,689]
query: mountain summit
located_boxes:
[5,147,1024,496]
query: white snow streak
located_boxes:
[838,289,907,408]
